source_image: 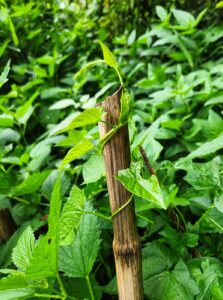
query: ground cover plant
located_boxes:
[0,0,223,299]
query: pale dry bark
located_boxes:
[98,87,143,300]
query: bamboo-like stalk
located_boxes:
[98,88,143,300]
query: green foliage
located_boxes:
[59,184,85,246]
[1,1,223,299]
[117,162,165,209]
[59,205,101,278]
[12,226,35,271]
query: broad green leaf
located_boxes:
[27,174,62,277]
[57,107,103,134]
[143,241,178,281]
[13,171,50,196]
[188,258,223,299]
[73,59,105,80]
[156,6,168,21]
[216,1,223,8]
[62,139,93,167]
[214,194,223,214]
[0,274,35,300]
[83,154,105,184]
[59,205,101,277]
[175,158,222,191]
[144,259,199,300]
[99,41,118,69]
[0,60,10,88]
[127,29,136,45]
[0,114,14,127]
[41,87,67,99]
[188,134,223,158]
[198,208,223,233]
[172,9,195,29]
[60,185,85,246]
[117,162,166,209]
[57,130,87,147]
[8,17,19,46]
[12,226,35,271]
[49,99,75,110]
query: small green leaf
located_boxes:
[117,162,166,209]
[57,130,87,147]
[172,9,195,29]
[13,171,50,196]
[156,6,168,21]
[62,139,93,167]
[144,259,199,300]
[49,99,75,110]
[73,60,105,80]
[188,134,223,158]
[119,89,131,125]
[59,204,101,278]
[57,107,103,134]
[27,174,62,278]
[60,185,85,246]
[0,60,10,88]
[99,41,118,69]
[0,274,35,300]
[12,226,35,271]
[216,1,223,8]
[83,154,105,184]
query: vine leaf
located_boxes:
[27,174,62,278]
[56,107,103,134]
[12,226,35,271]
[60,184,85,246]
[117,162,166,209]
[61,139,93,167]
[99,41,118,69]
[59,204,101,278]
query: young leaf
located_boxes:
[0,60,10,88]
[117,162,166,209]
[119,89,131,125]
[12,226,35,271]
[73,60,105,80]
[172,9,195,29]
[188,134,223,158]
[61,139,93,167]
[156,6,168,21]
[99,41,118,69]
[0,273,35,300]
[59,204,101,278]
[27,174,62,277]
[13,171,50,196]
[56,107,103,134]
[83,154,105,184]
[60,184,85,246]
[144,259,199,300]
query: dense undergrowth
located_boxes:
[0,0,223,299]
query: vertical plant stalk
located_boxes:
[0,208,16,242]
[98,88,143,300]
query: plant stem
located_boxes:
[57,274,67,299]
[111,195,133,219]
[34,293,63,299]
[9,195,30,205]
[86,275,95,300]
[115,67,124,86]
[136,213,154,224]
[83,211,111,221]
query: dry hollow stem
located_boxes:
[98,87,144,300]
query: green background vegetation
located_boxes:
[0,0,223,299]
